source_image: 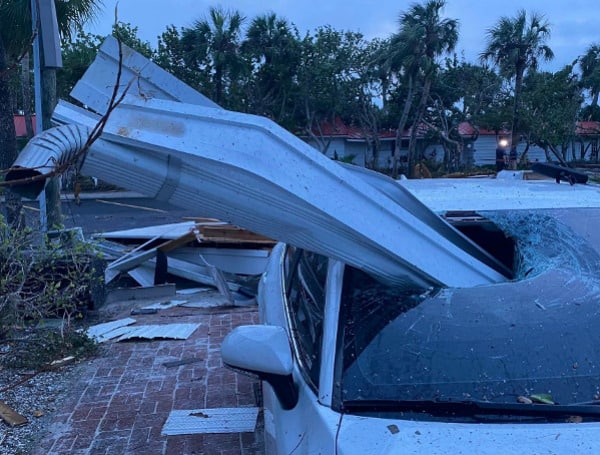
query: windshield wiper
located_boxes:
[343,399,600,418]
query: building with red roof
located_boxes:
[302,117,600,171]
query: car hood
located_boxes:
[337,415,600,454]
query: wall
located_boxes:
[304,134,600,170]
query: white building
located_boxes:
[301,119,600,171]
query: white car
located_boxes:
[222,176,600,454]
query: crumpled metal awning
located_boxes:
[7,37,510,290]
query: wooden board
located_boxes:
[157,231,197,253]
[197,225,275,245]
[0,400,28,427]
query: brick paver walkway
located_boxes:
[33,303,262,455]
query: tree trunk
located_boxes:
[408,77,432,175]
[519,142,531,165]
[511,66,525,148]
[42,67,62,229]
[391,75,415,178]
[0,36,24,228]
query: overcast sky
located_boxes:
[86,1,600,72]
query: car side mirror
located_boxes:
[222,325,299,410]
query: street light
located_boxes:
[496,135,510,172]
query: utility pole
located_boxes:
[31,0,62,232]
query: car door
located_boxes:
[261,246,341,454]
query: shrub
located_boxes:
[0,215,104,336]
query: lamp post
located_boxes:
[495,136,510,172]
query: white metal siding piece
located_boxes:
[94,221,200,240]
[142,299,187,310]
[95,325,140,343]
[14,38,514,290]
[51,98,508,290]
[86,318,136,342]
[70,36,220,114]
[162,407,259,435]
[117,323,199,341]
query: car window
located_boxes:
[285,247,327,390]
[338,207,600,412]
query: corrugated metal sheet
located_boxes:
[86,318,136,342]
[162,407,259,435]
[51,97,509,290]
[13,37,512,291]
[87,320,200,342]
[70,36,220,115]
[117,323,199,341]
[142,299,187,310]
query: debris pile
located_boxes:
[94,220,274,305]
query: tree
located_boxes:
[480,9,553,148]
[437,57,503,121]
[0,33,21,226]
[181,6,246,107]
[520,66,582,162]
[355,38,391,170]
[57,29,103,101]
[111,22,153,58]
[579,43,600,120]
[241,13,300,126]
[295,26,367,154]
[386,0,458,176]
[0,0,101,227]
[155,25,206,90]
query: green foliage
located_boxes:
[296,27,369,136]
[112,22,154,58]
[1,327,97,369]
[386,0,459,175]
[0,0,102,59]
[334,153,357,164]
[0,216,104,333]
[180,6,247,107]
[437,57,503,120]
[6,2,600,186]
[580,104,600,122]
[480,9,554,81]
[155,25,208,90]
[395,0,459,75]
[241,13,301,126]
[520,65,583,154]
[480,9,554,144]
[58,28,103,100]
[579,43,600,109]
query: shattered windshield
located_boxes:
[338,208,600,411]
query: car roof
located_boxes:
[398,171,600,213]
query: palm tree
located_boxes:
[0,0,101,226]
[242,13,300,123]
[480,9,553,148]
[579,43,600,118]
[387,0,458,176]
[181,6,246,106]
